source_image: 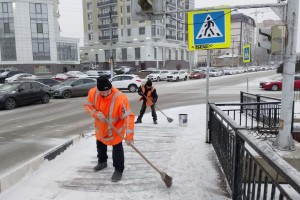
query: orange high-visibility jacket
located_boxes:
[83,87,134,146]
[139,84,154,107]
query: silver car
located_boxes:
[51,78,96,99]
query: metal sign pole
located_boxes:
[205,50,211,143]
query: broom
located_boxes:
[143,95,173,123]
[103,118,173,188]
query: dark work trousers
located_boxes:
[96,139,124,172]
[138,101,157,121]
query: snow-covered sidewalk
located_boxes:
[1,105,230,200]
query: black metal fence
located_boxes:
[208,103,300,199]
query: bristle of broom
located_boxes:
[161,172,173,188]
[167,117,173,123]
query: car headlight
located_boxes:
[265,83,271,85]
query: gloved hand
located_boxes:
[152,101,156,106]
[126,139,134,146]
[97,111,106,120]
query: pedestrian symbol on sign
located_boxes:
[196,14,223,39]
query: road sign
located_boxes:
[188,9,231,51]
[243,44,251,63]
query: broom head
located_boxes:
[160,172,173,188]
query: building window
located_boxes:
[57,42,78,61]
[139,27,145,35]
[38,43,45,52]
[154,47,157,60]
[104,50,110,60]
[88,13,92,20]
[35,3,42,13]
[87,3,92,10]
[112,49,116,60]
[169,49,171,60]
[127,29,131,36]
[37,23,43,33]
[88,23,93,30]
[121,29,123,36]
[2,2,8,13]
[135,47,140,60]
[127,5,130,13]
[95,54,98,62]
[120,6,122,13]
[127,18,131,25]
[121,18,123,25]
[3,23,10,33]
[122,48,127,60]
[181,50,184,60]
[88,33,93,40]
[175,50,178,60]
[139,20,145,23]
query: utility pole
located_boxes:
[273,0,299,151]
[109,5,114,77]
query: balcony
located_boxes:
[98,23,118,29]
[98,11,117,18]
[97,0,117,6]
[166,35,176,40]
[166,24,176,29]
[99,35,118,41]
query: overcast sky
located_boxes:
[59,0,299,51]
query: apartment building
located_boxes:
[80,0,194,71]
[0,0,80,75]
[197,12,256,68]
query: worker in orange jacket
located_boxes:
[84,76,135,182]
[135,79,158,124]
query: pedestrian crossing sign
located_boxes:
[243,44,251,63]
[188,9,231,51]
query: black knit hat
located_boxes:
[145,79,152,87]
[97,76,112,91]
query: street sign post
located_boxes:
[188,9,231,51]
[243,44,251,63]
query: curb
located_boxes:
[0,135,82,193]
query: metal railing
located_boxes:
[208,103,300,199]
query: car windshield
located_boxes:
[171,72,179,74]
[1,71,9,76]
[60,79,76,85]
[0,83,20,92]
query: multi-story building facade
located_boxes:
[197,12,256,68]
[0,0,80,75]
[80,0,193,71]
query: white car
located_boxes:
[111,74,142,92]
[146,70,170,81]
[5,73,36,83]
[166,70,188,82]
[66,71,88,78]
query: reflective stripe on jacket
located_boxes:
[83,86,134,146]
[139,84,154,106]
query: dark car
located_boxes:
[33,78,61,87]
[0,81,51,110]
[0,71,23,83]
[51,78,96,98]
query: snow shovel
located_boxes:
[103,118,173,188]
[143,95,173,123]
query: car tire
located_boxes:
[157,77,160,82]
[62,90,72,99]
[41,94,50,104]
[4,98,16,110]
[271,85,279,91]
[176,77,179,82]
[184,76,187,81]
[128,84,137,93]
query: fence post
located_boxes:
[240,92,244,113]
[232,133,244,200]
[256,95,261,122]
[207,104,212,143]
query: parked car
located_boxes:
[111,74,142,92]
[167,70,188,82]
[146,70,170,81]
[5,73,36,83]
[189,71,206,79]
[52,73,76,81]
[32,78,61,87]
[51,78,96,98]
[66,71,88,78]
[0,81,51,110]
[261,75,300,91]
[0,71,23,83]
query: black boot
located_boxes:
[93,162,107,172]
[153,120,158,124]
[111,170,123,182]
[135,118,142,124]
